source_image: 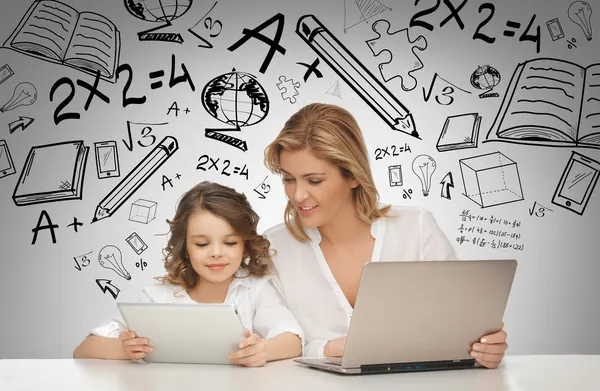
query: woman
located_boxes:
[262,103,507,368]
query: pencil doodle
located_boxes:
[128,198,157,224]
[483,58,600,150]
[96,279,120,299]
[459,151,524,208]
[98,245,131,280]
[0,64,14,85]
[1,82,37,112]
[12,140,89,207]
[92,136,178,223]
[4,0,121,82]
[126,232,148,255]
[276,75,300,104]
[388,165,402,187]
[412,154,436,197]
[436,113,481,152]
[366,19,427,91]
[296,14,419,139]
[0,140,16,180]
[343,0,391,33]
[125,0,192,44]
[551,151,599,215]
[470,65,501,98]
[94,141,120,179]
[440,171,454,200]
[8,116,35,134]
[188,1,223,49]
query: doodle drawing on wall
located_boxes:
[1,82,37,113]
[12,140,89,206]
[551,151,600,215]
[4,0,121,82]
[484,58,600,150]
[343,0,391,33]
[470,65,501,98]
[126,232,148,255]
[366,19,427,91]
[459,151,524,208]
[0,140,17,179]
[8,116,35,134]
[296,14,419,139]
[128,198,157,224]
[94,141,120,179]
[125,0,192,44]
[202,69,269,152]
[568,1,593,41]
[276,76,300,104]
[436,113,481,152]
[98,245,131,280]
[92,136,178,223]
[0,64,14,85]
[412,154,436,196]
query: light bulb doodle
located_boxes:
[98,245,131,280]
[568,1,593,41]
[412,154,437,197]
[0,82,37,112]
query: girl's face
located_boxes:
[185,210,245,284]
[279,148,358,228]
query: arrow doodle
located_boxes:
[96,279,120,300]
[440,171,454,199]
[8,116,34,134]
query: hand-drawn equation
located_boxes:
[409,0,541,53]
[196,154,249,180]
[374,143,412,160]
[455,210,524,251]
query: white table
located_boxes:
[1,355,598,391]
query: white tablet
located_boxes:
[117,302,246,364]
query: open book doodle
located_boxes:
[3,0,121,82]
[483,57,600,150]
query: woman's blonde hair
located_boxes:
[156,181,272,289]
[264,103,391,242]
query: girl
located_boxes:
[262,103,508,368]
[73,181,303,367]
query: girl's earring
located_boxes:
[244,256,251,265]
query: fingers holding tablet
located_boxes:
[119,329,153,360]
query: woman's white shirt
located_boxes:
[89,271,304,345]
[263,206,457,358]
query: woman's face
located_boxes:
[185,210,245,284]
[279,148,358,228]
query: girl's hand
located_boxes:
[228,329,267,367]
[323,336,347,357]
[119,329,153,360]
[471,322,508,369]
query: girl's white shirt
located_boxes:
[90,270,304,348]
[263,205,457,358]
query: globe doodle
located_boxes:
[470,65,501,98]
[124,0,193,22]
[202,69,270,131]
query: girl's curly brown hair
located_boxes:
[155,181,272,290]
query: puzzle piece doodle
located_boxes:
[276,75,300,104]
[365,19,427,91]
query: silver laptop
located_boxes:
[294,259,517,374]
[117,302,246,364]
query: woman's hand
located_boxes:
[471,322,508,368]
[119,329,153,360]
[323,336,347,357]
[228,329,267,367]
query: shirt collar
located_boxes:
[305,215,383,244]
[228,267,254,291]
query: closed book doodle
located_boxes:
[12,140,89,206]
